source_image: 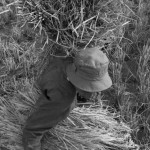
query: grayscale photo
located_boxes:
[0,0,149,150]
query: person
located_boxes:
[22,46,112,150]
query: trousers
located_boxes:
[22,93,76,150]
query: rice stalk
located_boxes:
[16,0,135,56]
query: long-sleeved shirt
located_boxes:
[22,57,77,150]
[37,57,76,106]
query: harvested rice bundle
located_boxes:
[18,0,133,55]
[0,86,139,150]
[43,106,139,150]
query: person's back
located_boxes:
[37,57,76,99]
[22,57,76,150]
[22,47,112,150]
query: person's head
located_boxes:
[66,46,112,98]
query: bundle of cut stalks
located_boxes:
[17,0,134,56]
[0,84,139,150]
[45,106,140,150]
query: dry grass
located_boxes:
[105,0,150,149]
[17,0,134,56]
[0,0,150,150]
[0,91,139,150]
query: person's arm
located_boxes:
[22,87,75,150]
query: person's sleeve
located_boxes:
[37,87,75,110]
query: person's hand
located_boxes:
[76,88,93,100]
[76,88,101,102]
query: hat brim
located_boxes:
[66,64,112,92]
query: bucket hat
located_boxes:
[66,47,112,92]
